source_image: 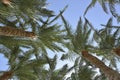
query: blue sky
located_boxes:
[0,0,120,71]
[47,0,120,29]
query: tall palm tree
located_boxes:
[89,18,120,69]
[0,0,68,80]
[61,14,120,80]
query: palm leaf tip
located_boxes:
[48,5,68,24]
[84,0,97,16]
[60,14,73,38]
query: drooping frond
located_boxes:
[48,5,68,24]
[84,0,120,22]
[60,13,73,38]
[84,0,97,16]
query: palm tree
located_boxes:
[61,14,120,80]
[0,0,68,80]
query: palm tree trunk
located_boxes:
[0,27,36,39]
[81,50,120,80]
[0,71,13,80]
[113,47,120,56]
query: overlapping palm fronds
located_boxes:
[61,13,120,79]
[84,0,120,22]
[84,17,120,69]
[61,15,94,54]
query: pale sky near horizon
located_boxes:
[0,0,120,71]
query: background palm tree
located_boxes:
[61,13,120,80]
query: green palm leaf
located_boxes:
[84,0,120,22]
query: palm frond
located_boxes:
[113,28,120,39]
[109,3,119,18]
[48,5,68,24]
[84,0,97,15]
[98,0,108,14]
[84,0,120,22]
[61,14,73,38]
[74,18,93,50]
[45,54,57,71]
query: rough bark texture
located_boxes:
[113,47,120,56]
[0,71,13,80]
[81,50,120,80]
[0,27,37,39]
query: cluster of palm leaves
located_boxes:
[61,12,120,79]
